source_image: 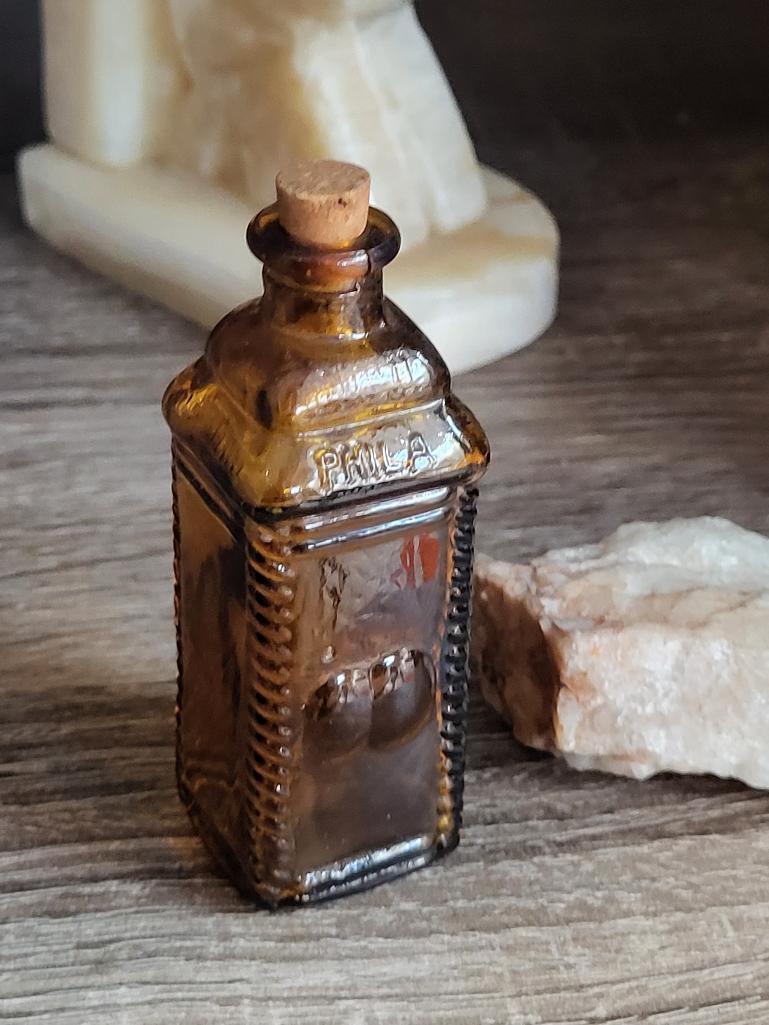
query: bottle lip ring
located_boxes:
[246,204,401,287]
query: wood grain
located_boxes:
[2,138,769,1024]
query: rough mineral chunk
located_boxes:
[472,518,769,788]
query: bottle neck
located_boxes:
[259,268,386,339]
[247,203,400,341]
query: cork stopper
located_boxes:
[275,160,371,247]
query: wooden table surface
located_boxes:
[3,138,769,1024]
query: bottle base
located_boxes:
[181,788,457,908]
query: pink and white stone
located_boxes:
[473,517,769,788]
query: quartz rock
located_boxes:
[473,518,769,788]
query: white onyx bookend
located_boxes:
[21,0,558,373]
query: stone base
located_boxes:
[18,144,558,374]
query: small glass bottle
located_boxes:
[162,161,489,905]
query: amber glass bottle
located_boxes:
[163,161,489,906]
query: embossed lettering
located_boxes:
[313,433,435,492]
[406,432,436,473]
[315,448,342,489]
[374,440,400,477]
[342,442,370,484]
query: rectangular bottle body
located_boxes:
[172,446,477,904]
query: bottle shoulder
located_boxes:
[163,298,489,511]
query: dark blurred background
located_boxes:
[2,0,768,178]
